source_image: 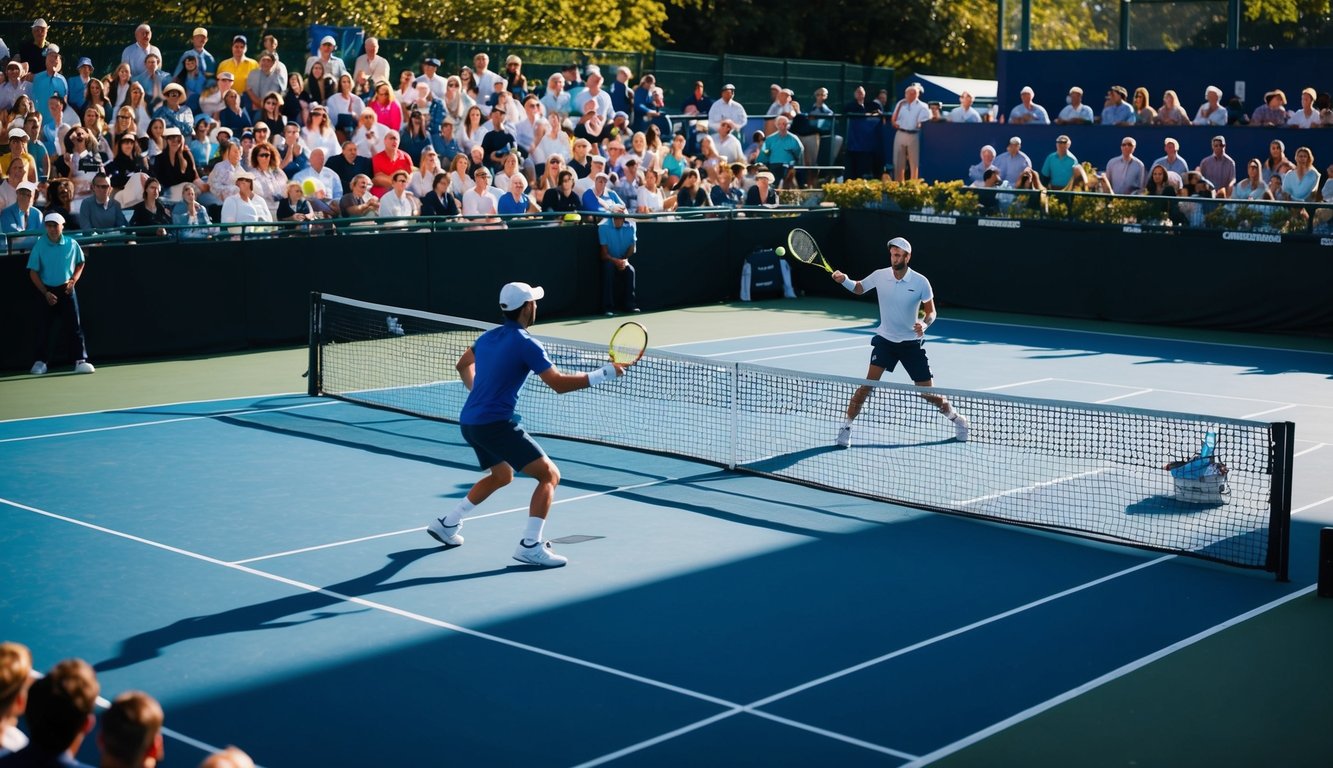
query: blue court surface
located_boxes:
[3,317,1331,766]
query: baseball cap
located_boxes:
[499,281,544,311]
[594,171,609,181]
[1109,85,1128,98]
[320,35,337,47]
[192,27,208,37]
[234,171,255,182]
[162,126,183,138]
[217,71,235,81]
[1068,86,1083,94]
[8,127,28,139]
[32,18,48,28]
[423,57,441,67]
[722,83,736,91]
[43,212,64,224]
[233,35,248,44]
[1008,136,1021,146]
[1056,134,1070,144]
[1020,86,1034,95]
[16,181,36,193]
[887,236,912,254]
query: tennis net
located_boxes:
[309,292,1293,579]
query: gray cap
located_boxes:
[887,236,912,254]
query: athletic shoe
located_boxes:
[73,360,95,374]
[513,539,568,568]
[386,316,405,336]
[426,517,464,547]
[30,361,47,375]
[953,413,970,443]
[835,424,852,448]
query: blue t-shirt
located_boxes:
[496,193,531,215]
[459,321,554,425]
[598,217,636,258]
[26,233,85,286]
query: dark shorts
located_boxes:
[870,335,933,382]
[461,418,547,471]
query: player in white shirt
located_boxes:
[831,236,969,446]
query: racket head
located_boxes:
[786,228,820,264]
[609,321,648,365]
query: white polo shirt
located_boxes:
[861,266,933,342]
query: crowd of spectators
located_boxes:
[0,20,842,245]
[955,82,1333,229]
[0,640,256,767]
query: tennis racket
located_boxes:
[786,228,836,273]
[609,321,648,365]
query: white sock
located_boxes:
[522,516,546,546]
[843,417,855,428]
[444,498,475,527]
[943,408,958,420]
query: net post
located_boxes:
[727,361,739,470]
[1267,421,1295,582]
[307,292,322,397]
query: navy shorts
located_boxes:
[461,418,547,471]
[869,336,933,382]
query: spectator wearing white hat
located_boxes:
[947,90,983,124]
[1,127,37,183]
[1,179,41,247]
[121,23,162,78]
[174,27,216,79]
[305,35,347,80]
[993,136,1032,187]
[1008,85,1049,125]
[967,144,998,185]
[200,70,237,118]
[27,211,95,375]
[153,82,194,134]
[714,117,745,165]
[744,170,778,207]
[30,46,68,128]
[1287,87,1320,129]
[18,18,53,73]
[1055,86,1094,125]
[707,82,748,135]
[1193,85,1227,126]
[220,170,273,226]
[0,60,30,114]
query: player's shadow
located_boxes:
[95,546,521,672]
[1125,496,1225,514]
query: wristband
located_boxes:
[841,278,858,292]
[586,363,618,387]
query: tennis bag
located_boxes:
[1164,431,1229,504]
[740,248,796,301]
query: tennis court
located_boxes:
[3,298,1331,766]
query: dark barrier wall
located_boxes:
[917,122,1333,185]
[1,214,837,371]
[996,49,1331,123]
[825,209,1333,335]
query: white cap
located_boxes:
[43,212,65,225]
[754,171,775,183]
[16,181,37,193]
[32,18,48,28]
[320,35,337,46]
[162,126,183,137]
[8,127,28,139]
[1020,86,1034,95]
[887,236,912,254]
[499,281,544,311]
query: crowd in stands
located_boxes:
[0,20,841,245]
[950,82,1333,229]
[0,640,255,767]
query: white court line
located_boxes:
[694,337,866,358]
[656,324,872,350]
[230,478,679,564]
[745,344,866,364]
[1294,443,1328,459]
[1054,378,1333,410]
[979,378,1054,391]
[0,391,306,423]
[569,555,1173,767]
[1095,388,1153,404]
[902,583,1317,767]
[1241,403,1300,419]
[1,496,739,710]
[58,687,228,758]
[938,316,1333,356]
[952,469,1111,507]
[0,401,338,443]
[1294,494,1333,515]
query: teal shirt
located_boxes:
[1040,151,1078,188]
[26,232,85,286]
[759,132,804,166]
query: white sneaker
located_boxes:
[426,517,463,547]
[30,361,47,375]
[513,539,568,568]
[953,413,970,442]
[835,424,852,448]
[73,360,95,374]
[386,316,405,336]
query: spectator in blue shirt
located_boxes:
[759,116,805,187]
[30,47,68,128]
[1,181,42,249]
[431,118,462,163]
[153,83,194,134]
[1101,85,1135,126]
[598,215,638,315]
[27,212,95,375]
[173,27,217,79]
[496,173,536,215]
[581,172,626,215]
[1008,86,1050,125]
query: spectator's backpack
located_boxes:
[740,247,796,301]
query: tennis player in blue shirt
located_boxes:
[831,237,968,447]
[427,282,626,567]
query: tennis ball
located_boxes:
[775,246,786,256]
[563,213,581,223]
[301,178,318,196]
